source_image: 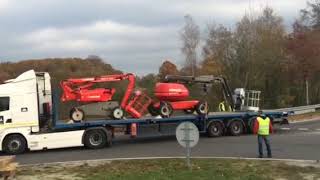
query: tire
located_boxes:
[207,122,224,137]
[159,101,173,118]
[3,134,27,154]
[148,104,159,116]
[195,101,209,115]
[183,109,194,114]
[228,120,244,136]
[112,107,124,119]
[83,129,107,149]
[70,108,85,122]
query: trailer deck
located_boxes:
[52,111,287,135]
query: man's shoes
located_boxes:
[258,155,263,158]
[267,155,272,158]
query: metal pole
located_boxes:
[191,56,195,76]
[185,123,191,169]
[306,79,309,105]
[187,145,191,168]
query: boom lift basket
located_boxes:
[243,90,261,111]
[126,91,152,118]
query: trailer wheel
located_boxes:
[184,109,194,114]
[84,130,107,149]
[228,120,244,136]
[112,107,124,119]
[159,101,173,118]
[207,122,223,137]
[70,108,84,122]
[195,101,209,115]
[3,134,27,154]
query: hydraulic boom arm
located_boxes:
[60,73,135,108]
[164,75,235,110]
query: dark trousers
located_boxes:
[258,135,272,157]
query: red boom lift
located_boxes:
[60,73,152,121]
[149,75,235,118]
[148,76,209,118]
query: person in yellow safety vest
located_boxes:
[253,110,273,158]
[218,101,226,112]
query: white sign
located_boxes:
[176,122,199,148]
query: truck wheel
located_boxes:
[195,101,209,115]
[159,101,173,118]
[207,122,223,137]
[84,130,107,149]
[70,108,84,122]
[3,134,27,154]
[112,107,124,119]
[228,120,244,136]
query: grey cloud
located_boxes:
[0,0,307,75]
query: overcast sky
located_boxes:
[0,0,308,75]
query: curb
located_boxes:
[20,156,320,167]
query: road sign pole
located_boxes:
[185,122,191,169]
[176,122,199,171]
[186,144,191,168]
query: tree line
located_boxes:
[175,1,320,109]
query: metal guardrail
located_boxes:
[264,104,320,115]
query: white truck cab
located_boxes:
[0,70,52,132]
[0,70,112,154]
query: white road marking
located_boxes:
[280,128,291,130]
[316,129,320,131]
[298,128,309,131]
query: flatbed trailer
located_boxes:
[53,111,287,138]
[0,70,288,154]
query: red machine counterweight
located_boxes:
[151,82,208,118]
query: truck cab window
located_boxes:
[0,97,9,111]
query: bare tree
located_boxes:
[180,15,200,76]
[300,0,320,29]
[202,23,234,77]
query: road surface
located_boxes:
[7,119,320,164]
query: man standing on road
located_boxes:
[253,110,273,158]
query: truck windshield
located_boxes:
[0,97,9,111]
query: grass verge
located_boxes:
[17,158,320,180]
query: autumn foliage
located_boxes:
[158,60,179,80]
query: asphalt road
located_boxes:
[9,119,320,165]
